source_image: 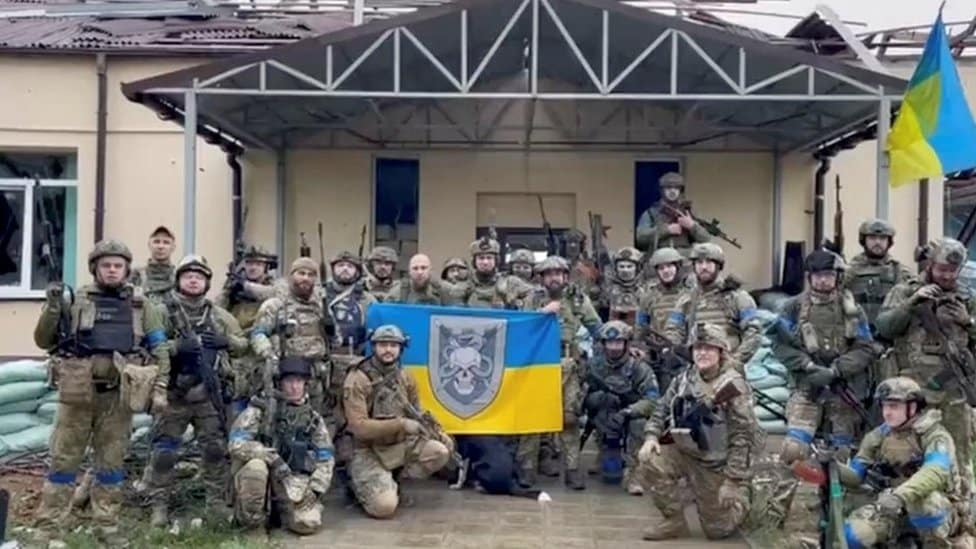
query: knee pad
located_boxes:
[428,441,450,472]
[364,489,398,519]
[779,438,810,465]
[289,505,323,535]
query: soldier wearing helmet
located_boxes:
[847,219,914,326]
[441,257,469,283]
[638,247,695,390]
[635,173,711,256]
[342,325,453,518]
[639,322,758,541]
[325,250,376,353]
[33,240,170,544]
[877,238,976,503]
[516,255,601,491]
[507,248,536,282]
[663,242,762,366]
[581,320,658,495]
[147,254,249,528]
[448,236,527,309]
[773,250,878,466]
[599,247,645,327]
[218,244,278,331]
[229,356,334,538]
[364,246,402,303]
[840,377,965,548]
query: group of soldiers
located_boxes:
[26,172,976,547]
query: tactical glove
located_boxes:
[200,332,229,350]
[175,336,202,356]
[638,438,660,464]
[606,409,630,433]
[270,455,292,481]
[804,363,837,388]
[877,491,904,518]
[45,282,64,305]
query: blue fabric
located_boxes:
[229,429,253,442]
[910,511,947,530]
[879,423,892,436]
[740,307,758,322]
[315,448,334,461]
[923,450,952,471]
[96,469,124,486]
[855,321,873,341]
[250,326,269,338]
[144,329,166,349]
[776,315,795,332]
[844,522,864,549]
[850,457,869,481]
[668,311,685,325]
[644,388,659,399]
[154,436,180,452]
[232,399,249,413]
[47,471,76,485]
[831,434,854,447]
[637,312,650,327]
[786,428,813,444]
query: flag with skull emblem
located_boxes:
[366,303,563,434]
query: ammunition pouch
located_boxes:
[119,352,158,413]
[55,356,94,405]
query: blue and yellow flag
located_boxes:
[887,12,976,186]
[366,303,563,434]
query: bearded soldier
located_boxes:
[148,255,248,527]
[130,225,176,300]
[441,257,470,284]
[876,238,976,504]
[33,240,169,545]
[635,173,711,256]
[342,326,453,518]
[841,377,969,548]
[664,242,761,366]
[774,250,879,465]
[638,247,694,390]
[601,247,644,327]
[563,229,602,306]
[365,246,402,303]
[251,258,333,423]
[229,357,334,537]
[582,321,658,495]
[638,323,759,541]
[847,219,914,328]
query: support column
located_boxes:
[875,92,891,219]
[772,151,783,286]
[183,88,198,254]
[275,150,287,263]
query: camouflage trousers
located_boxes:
[147,396,228,508]
[348,436,450,519]
[934,396,973,503]
[34,390,131,533]
[639,444,748,539]
[845,491,958,548]
[233,459,325,535]
[780,391,860,465]
[559,357,584,472]
[515,434,562,478]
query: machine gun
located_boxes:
[918,299,976,407]
[658,202,742,249]
[828,377,872,425]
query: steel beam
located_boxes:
[183,87,197,253]
[876,93,891,219]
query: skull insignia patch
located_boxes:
[429,315,506,418]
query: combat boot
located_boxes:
[517,467,537,489]
[564,469,586,490]
[641,514,690,540]
[624,468,644,496]
[150,502,169,529]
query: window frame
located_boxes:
[0,176,78,300]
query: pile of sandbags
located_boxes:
[745,310,791,435]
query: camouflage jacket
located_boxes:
[635,203,711,254]
[600,274,644,326]
[130,260,175,301]
[638,276,695,342]
[365,274,401,303]
[394,278,449,306]
[526,287,602,345]
[586,354,659,418]
[217,274,275,333]
[250,291,329,361]
[342,357,419,447]
[846,253,914,327]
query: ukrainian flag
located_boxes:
[887,12,976,186]
[366,303,563,434]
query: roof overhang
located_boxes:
[123,0,907,153]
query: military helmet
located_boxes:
[441,257,468,278]
[563,229,586,243]
[648,247,684,268]
[660,172,684,189]
[368,246,399,264]
[242,244,273,261]
[689,242,725,266]
[469,237,501,257]
[277,357,313,380]
[330,250,362,269]
[874,376,925,404]
[613,247,643,266]
[805,250,845,274]
[369,324,408,345]
[534,255,570,274]
[88,239,133,274]
[928,238,968,268]
[598,320,633,342]
[691,323,730,352]
[509,248,535,265]
[858,218,895,240]
[175,254,213,280]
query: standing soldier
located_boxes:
[448,236,528,308]
[342,325,453,518]
[441,257,470,284]
[876,238,976,504]
[251,258,333,425]
[638,323,759,541]
[229,357,334,537]
[664,242,761,366]
[498,248,537,310]
[130,225,177,300]
[32,240,170,544]
[563,229,602,306]
[638,247,694,390]
[601,247,645,327]
[635,173,711,256]
[847,219,914,329]
[148,255,248,527]
[582,321,658,495]
[773,250,878,465]
[365,246,402,303]
[395,254,448,305]
[507,248,536,282]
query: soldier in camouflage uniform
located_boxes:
[441,257,470,283]
[635,173,711,256]
[365,246,402,303]
[507,248,536,282]
[33,240,170,544]
[582,321,658,495]
[395,254,449,305]
[638,247,695,390]
[563,229,603,306]
[847,219,914,329]
[638,323,759,540]
[450,236,528,309]
[774,250,879,465]
[520,256,601,490]
[601,247,645,327]
[229,357,334,536]
[148,255,248,527]
[130,225,176,301]
[664,242,762,366]
[841,377,970,548]
[342,325,453,518]
[876,238,976,505]
[251,258,333,425]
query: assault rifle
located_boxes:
[317,222,327,282]
[392,386,468,489]
[918,299,976,407]
[579,373,638,451]
[167,301,226,432]
[587,211,611,275]
[661,378,742,450]
[537,195,559,256]
[223,207,248,310]
[828,377,872,425]
[33,178,74,357]
[791,437,848,549]
[658,202,742,249]
[357,224,367,259]
[824,175,845,256]
[299,232,312,258]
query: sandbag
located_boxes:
[745,361,771,382]
[0,413,43,435]
[38,391,58,404]
[763,358,789,379]
[755,405,786,422]
[0,399,41,415]
[36,402,58,422]
[759,420,787,435]
[754,386,791,403]
[132,413,153,430]
[0,424,53,454]
[0,381,49,407]
[0,360,48,384]
[132,426,151,441]
[751,375,789,391]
